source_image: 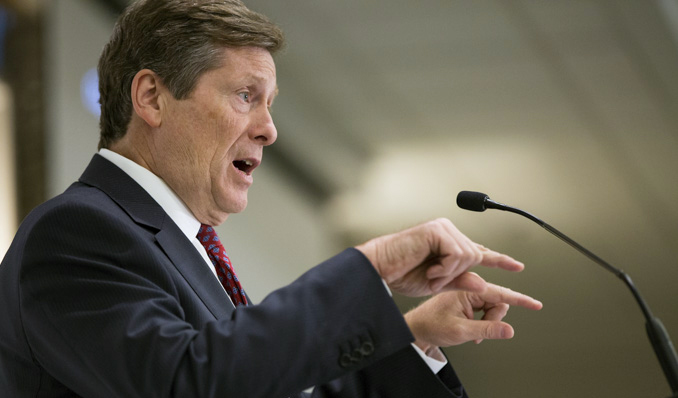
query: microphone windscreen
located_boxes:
[456,191,489,212]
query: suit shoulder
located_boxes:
[20,183,127,232]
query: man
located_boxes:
[0,0,541,396]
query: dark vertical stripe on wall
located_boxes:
[4,4,46,221]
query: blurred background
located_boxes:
[1,0,678,396]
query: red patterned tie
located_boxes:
[196,224,248,306]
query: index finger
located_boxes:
[474,282,543,311]
[477,245,525,272]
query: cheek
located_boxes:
[208,119,245,171]
[209,159,232,186]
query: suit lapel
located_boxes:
[155,221,234,320]
[79,154,234,320]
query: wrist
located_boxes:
[412,339,434,355]
[355,240,383,279]
[404,311,433,353]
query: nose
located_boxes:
[250,105,277,146]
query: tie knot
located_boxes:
[197,224,219,243]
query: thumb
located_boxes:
[462,319,514,345]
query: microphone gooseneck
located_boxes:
[456,190,678,396]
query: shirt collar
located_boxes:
[98,148,201,240]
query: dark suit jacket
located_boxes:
[0,154,468,397]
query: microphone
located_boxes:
[457,190,511,213]
[457,190,678,397]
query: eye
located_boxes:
[238,91,250,102]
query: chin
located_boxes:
[220,195,249,215]
[203,177,249,219]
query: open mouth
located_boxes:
[232,159,257,175]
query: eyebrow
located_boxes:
[246,74,278,97]
[266,85,279,107]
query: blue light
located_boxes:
[80,67,100,117]
[0,6,12,73]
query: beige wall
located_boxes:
[0,81,17,258]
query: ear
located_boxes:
[130,69,165,128]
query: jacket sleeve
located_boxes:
[312,345,468,398]
[18,201,429,397]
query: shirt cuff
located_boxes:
[382,278,447,374]
[382,278,393,296]
[411,343,448,374]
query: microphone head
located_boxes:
[456,191,489,212]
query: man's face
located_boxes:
[153,46,278,225]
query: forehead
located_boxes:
[213,46,276,83]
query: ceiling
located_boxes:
[107,1,678,396]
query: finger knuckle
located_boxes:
[473,250,483,264]
[429,218,447,233]
[433,217,451,226]
[484,323,497,339]
[451,245,465,258]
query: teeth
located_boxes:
[244,160,253,166]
